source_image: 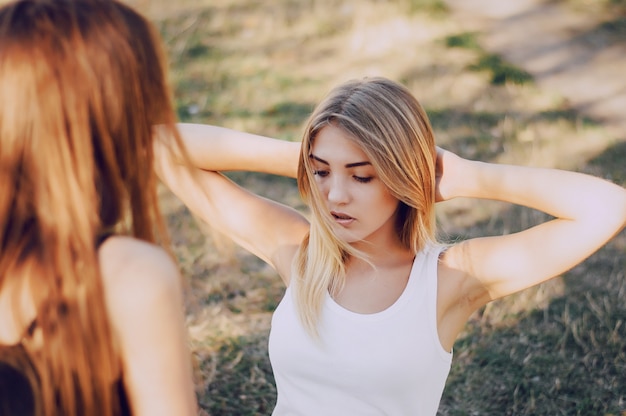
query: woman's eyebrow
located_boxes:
[309,154,371,168]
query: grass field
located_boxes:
[126,0,626,414]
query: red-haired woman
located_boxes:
[0,1,197,414]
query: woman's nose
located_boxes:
[327,176,349,205]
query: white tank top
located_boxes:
[268,245,452,416]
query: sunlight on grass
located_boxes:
[2,0,623,412]
[127,0,626,414]
[444,32,533,85]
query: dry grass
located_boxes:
[133,0,626,414]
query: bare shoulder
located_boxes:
[97,236,183,324]
[436,247,469,307]
[273,242,302,285]
[97,237,196,415]
[98,236,180,287]
[437,242,489,306]
[437,242,466,276]
[436,244,491,351]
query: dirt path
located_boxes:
[443,0,626,139]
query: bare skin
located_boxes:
[0,237,197,416]
[156,122,626,354]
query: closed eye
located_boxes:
[313,169,329,178]
[354,176,373,183]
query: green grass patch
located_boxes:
[405,0,448,16]
[444,31,533,85]
[199,336,277,416]
[261,101,314,128]
[154,0,625,414]
[469,53,534,85]
[444,32,481,50]
[589,141,626,186]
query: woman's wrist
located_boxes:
[437,151,484,201]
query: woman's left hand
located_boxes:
[435,146,468,202]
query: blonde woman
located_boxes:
[0,0,196,415]
[157,77,626,415]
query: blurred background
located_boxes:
[126,0,625,414]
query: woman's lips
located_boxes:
[331,211,355,226]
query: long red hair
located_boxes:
[0,0,182,414]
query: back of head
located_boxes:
[0,0,178,414]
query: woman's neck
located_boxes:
[349,234,412,267]
[347,241,414,270]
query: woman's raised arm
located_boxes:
[438,147,626,307]
[154,125,308,281]
[173,123,300,177]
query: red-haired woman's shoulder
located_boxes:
[97,236,196,415]
[98,236,183,337]
[98,236,180,294]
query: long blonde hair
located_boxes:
[0,0,183,414]
[294,77,438,337]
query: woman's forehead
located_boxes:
[310,124,370,165]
